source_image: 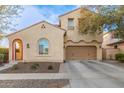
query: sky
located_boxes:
[15,5,79,30]
[0,5,79,47]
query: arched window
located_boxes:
[38,39,49,54]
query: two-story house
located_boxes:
[7,8,103,63]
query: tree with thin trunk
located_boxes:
[79,5,124,39]
[0,5,23,37]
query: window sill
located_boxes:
[68,26,74,30]
[67,29,75,31]
[36,54,51,57]
[68,29,74,30]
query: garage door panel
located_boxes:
[66,46,96,60]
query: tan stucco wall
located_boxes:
[8,22,65,62]
[102,32,121,48]
[118,43,124,52]
[60,8,103,42]
[60,8,103,60]
[102,33,112,48]
[104,44,124,60]
[104,48,120,60]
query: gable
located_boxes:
[59,8,81,19]
[59,8,81,18]
[59,8,95,18]
[7,21,65,38]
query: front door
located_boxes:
[12,39,23,61]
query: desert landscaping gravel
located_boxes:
[0,62,60,73]
[0,79,69,88]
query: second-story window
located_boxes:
[68,18,74,30]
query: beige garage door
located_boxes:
[66,46,97,60]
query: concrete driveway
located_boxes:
[64,60,124,88]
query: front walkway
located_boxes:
[0,62,17,71]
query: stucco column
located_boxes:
[9,39,12,61]
[97,46,102,60]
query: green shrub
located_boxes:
[0,54,4,62]
[115,53,124,62]
[34,63,40,67]
[0,48,9,63]
[12,65,19,70]
[30,63,39,70]
[0,53,8,63]
[0,48,8,54]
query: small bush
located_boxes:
[0,48,8,54]
[12,65,19,70]
[34,63,40,67]
[48,65,53,70]
[0,53,8,63]
[30,65,37,70]
[0,48,9,63]
[115,53,124,62]
[0,54,4,62]
[30,63,39,70]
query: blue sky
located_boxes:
[0,5,79,47]
[15,5,79,30]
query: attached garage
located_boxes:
[66,46,97,60]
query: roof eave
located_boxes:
[107,40,124,46]
[59,8,80,18]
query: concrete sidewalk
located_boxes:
[0,73,69,80]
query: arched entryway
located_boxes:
[12,39,23,61]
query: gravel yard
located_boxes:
[0,79,69,88]
[0,62,60,73]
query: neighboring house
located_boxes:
[7,8,103,63]
[102,31,124,60]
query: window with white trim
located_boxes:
[38,39,49,54]
[68,18,74,30]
